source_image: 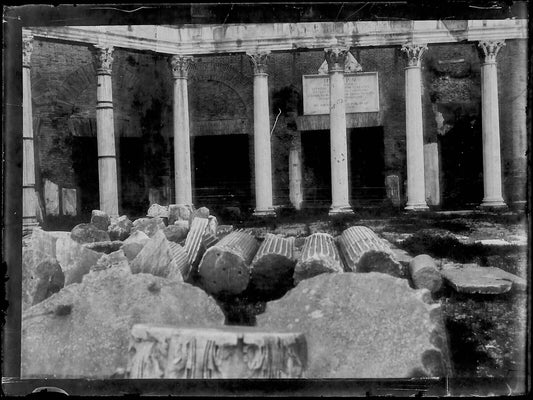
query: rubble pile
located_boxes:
[21,203,526,379]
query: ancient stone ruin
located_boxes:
[21,203,525,379]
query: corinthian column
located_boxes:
[325,46,353,215]
[401,43,429,211]
[248,51,275,216]
[93,45,119,217]
[22,34,39,233]
[478,40,507,209]
[169,55,194,207]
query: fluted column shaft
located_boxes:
[401,44,429,211]
[478,41,507,209]
[325,47,353,215]
[22,35,39,233]
[93,46,119,217]
[170,55,194,206]
[248,52,275,216]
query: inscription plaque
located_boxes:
[303,72,379,115]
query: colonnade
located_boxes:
[21,37,510,232]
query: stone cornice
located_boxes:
[24,19,527,56]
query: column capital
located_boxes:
[93,46,114,74]
[247,51,270,75]
[478,40,505,64]
[324,46,350,73]
[22,34,34,67]
[169,55,194,79]
[401,43,427,68]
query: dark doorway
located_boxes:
[71,137,99,219]
[301,130,331,207]
[439,115,483,209]
[349,126,386,205]
[120,137,147,217]
[192,134,252,211]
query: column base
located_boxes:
[404,203,429,211]
[253,208,276,217]
[328,205,354,216]
[480,199,507,210]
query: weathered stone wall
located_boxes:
[29,38,527,219]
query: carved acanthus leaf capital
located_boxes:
[247,51,270,75]
[324,46,350,72]
[401,43,428,67]
[169,55,194,79]
[22,35,34,67]
[93,46,114,74]
[478,40,505,64]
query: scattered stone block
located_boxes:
[91,210,111,231]
[108,215,133,241]
[147,203,169,219]
[22,267,225,378]
[62,188,77,216]
[184,217,209,268]
[29,259,65,306]
[55,236,103,285]
[257,273,451,378]
[206,215,218,236]
[130,230,181,280]
[408,254,443,293]
[168,204,193,225]
[163,224,189,243]
[92,249,130,272]
[198,231,260,295]
[84,240,124,254]
[131,217,165,238]
[43,179,60,216]
[121,230,150,261]
[293,233,343,284]
[385,175,401,206]
[31,228,59,266]
[337,226,403,277]
[441,263,526,294]
[71,223,110,244]
[189,206,210,227]
[127,324,307,379]
[250,234,296,297]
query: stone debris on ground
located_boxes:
[293,233,344,284]
[127,324,307,379]
[256,273,452,378]
[131,217,166,238]
[55,235,104,285]
[22,267,225,378]
[130,230,182,281]
[408,254,443,293]
[167,241,191,280]
[28,259,65,307]
[441,263,526,294]
[108,215,133,241]
[71,223,110,244]
[189,207,210,227]
[90,210,111,231]
[184,217,210,268]
[92,249,130,272]
[336,226,403,277]
[249,234,296,298]
[147,203,169,219]
[120,230,150,261]
[168,204,193,225]
[162,224,189,243]
[198,231,259,295]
